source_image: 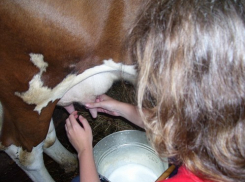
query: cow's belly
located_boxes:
[57,71,119,107]
[15,54,136,114]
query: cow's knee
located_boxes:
[5,142,44,170]
[43,119,78,173]
[43,119,56,149]
[5,142,55,182]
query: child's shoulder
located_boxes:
[161,166,210,182]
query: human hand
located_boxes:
[85,94,122,118]
[65,111,93,155]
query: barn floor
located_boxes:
[0,82,140,182]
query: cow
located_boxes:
[0,0,148,181]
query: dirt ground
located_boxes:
[0,82,140,182]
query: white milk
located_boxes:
[108,164,157,182]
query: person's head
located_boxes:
[130,0,245,181]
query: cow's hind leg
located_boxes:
[2,102,54,182]
[5,142,55,182]
[43,119,78,173]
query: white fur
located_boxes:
[4,119,77,182]
[43,119,78,173]
[29,53,48,73]
[58,71,118,106]
[5,142,54,182]
[15,54,137,114]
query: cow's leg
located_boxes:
[43,118,78,173]
[0,103,54,182]
[1,102,54,182]
[5,142,55,182]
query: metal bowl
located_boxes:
[93,130,168,182]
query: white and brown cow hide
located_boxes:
[0,0,149,181]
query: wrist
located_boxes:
[119,103,136,118]
[77,145,93,159]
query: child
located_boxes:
[65,0,245,181]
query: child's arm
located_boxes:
[78,146,98,182]
[85,94,145,129]
[65,112,100,182]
